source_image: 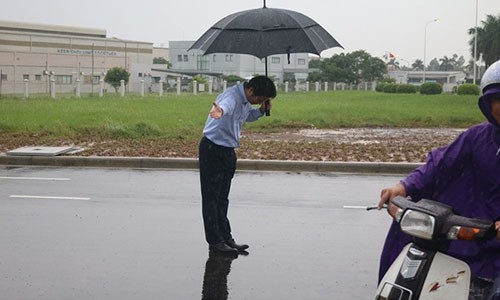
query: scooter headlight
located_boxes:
[393,206,404,223]
[399,209,435,240]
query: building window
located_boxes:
[23,74,30,80]
[1,74,7,81]
[271,57,280,64]
[35,74,42,81]
[83,75,99,85]
[225,55,233,62]
[213,55,217,62]
[177,55,182,62]
[138,73,143,78]
[197,55,209,71]
[55,75,73,84]
[298,58,306,65]
[183,55,188,62]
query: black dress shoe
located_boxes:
[209,242,238,254]
[225,238,249,251]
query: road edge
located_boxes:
[0,155,421,175]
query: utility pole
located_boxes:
[473,0,478,84]
[423,19,439,83]
[92,43,95,96]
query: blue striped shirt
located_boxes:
[203,83,264,148]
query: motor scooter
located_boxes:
[373,196,497,300]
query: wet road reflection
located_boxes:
[202,252,238,300]
[0,166,401,299]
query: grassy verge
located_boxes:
[0,91,483,142]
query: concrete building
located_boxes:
[388,70,466,93]
[0,20,153,95]
[0,20,314,96]
[167,40,310,83]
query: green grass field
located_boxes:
[0,91,483,141]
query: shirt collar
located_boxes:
[238,83,249,104]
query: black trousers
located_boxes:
[199,136,236,245]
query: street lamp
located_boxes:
[423,18,439,83]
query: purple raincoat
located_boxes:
[379,87,500,282]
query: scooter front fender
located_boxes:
[376,244,471,300]
[419,251,470,300]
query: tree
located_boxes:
[153,57,172,68]
[104,67,130,93]
[412,59,424,71]
[359,55,387,82]
[428,58,440,71]
[455,55,466,71]
[469,14,500,68]
[316,53,355,83]
[434,54,465,72]
[307,71,322,82]
[308,50,387,84]
[350,50,375,84]
[308,58,322,69]
[439,56,455,71]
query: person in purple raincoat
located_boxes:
[378,60,500,300]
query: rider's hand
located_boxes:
[378,183,406,211]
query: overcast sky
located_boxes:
[1,0,498,65]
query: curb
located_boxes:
[0,155,422,175]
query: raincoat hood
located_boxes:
[478,85,500,129]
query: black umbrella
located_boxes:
[189,0,343,115]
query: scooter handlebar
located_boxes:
[389,197,496,241]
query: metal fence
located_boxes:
[0,77,377,99]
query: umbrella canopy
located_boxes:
[189,7,343,60]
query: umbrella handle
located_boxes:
[265,100,270,116]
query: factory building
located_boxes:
[0,20,153,95]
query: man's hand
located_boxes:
[260,100,272,114]
[209,102,223,119]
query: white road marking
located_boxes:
[0,176,70,181]
[10,195,91,201]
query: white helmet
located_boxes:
[480,60,500,94]
[478,59,500,127]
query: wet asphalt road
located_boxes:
[0,166,401,299]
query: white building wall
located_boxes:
[0,20,153,95]
[168,41,310,82]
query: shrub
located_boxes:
[375,83,387,92]
[420,82,442,95]
[379,77,396,84]
[382,83,397,93]
[223,75,245,84]
[396,84,417,94]
[188,75,208,92]
[457,84,480,95]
